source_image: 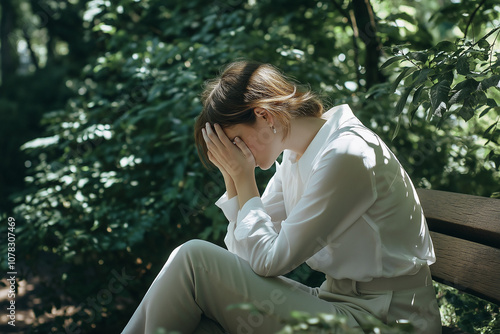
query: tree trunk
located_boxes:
[350,0,385,89]
[1,0,17,84]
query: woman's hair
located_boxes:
[194,60,323,167]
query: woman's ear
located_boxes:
[254,107,268,119]
[254,108,275,129]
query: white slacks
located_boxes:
[121,240,441,334]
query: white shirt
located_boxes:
[216,104,435,282]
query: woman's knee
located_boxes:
[169,239,214,265]
[159,239,213,280]
[178,239,212,255]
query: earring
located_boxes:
[272,126,277,134]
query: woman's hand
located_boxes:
[202,123,259,207]
[206,148,237,199]
[202,123,256,182]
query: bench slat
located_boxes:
[429,231,500,306]
[417,189,500,248]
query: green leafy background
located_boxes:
[0,0,499,333]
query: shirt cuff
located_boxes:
[236,196,265,223]
[215,192,239,222]
[224,221,237,252]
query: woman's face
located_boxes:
[223,116,282,170]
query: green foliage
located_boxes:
[383,28,500,121]
[226,303,414,333]
[277,311,414,334]
[1,0,499,333]
[379,27,500,170]
[435,282,500,334]
[279,312,369,334]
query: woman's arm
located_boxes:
[232,148,377,277]
[260,163,287,227]
[223,173,237,199]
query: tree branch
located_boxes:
[22,28,39,71]
[351,0,385,88]
[331,0,362,88]
[464,0,487,40]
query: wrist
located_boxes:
[222,173,237,199]
[234,174,259,209]
[232,172,255,187]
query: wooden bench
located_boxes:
[417,189,500,333]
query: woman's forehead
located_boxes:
[223,123,247,132]
[222,124,240,138]
[222,123,253,139]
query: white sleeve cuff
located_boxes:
[224,221,237,252]
[215,192,239,222]
[237,196,265,223]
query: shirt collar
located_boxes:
[290,104,357,177]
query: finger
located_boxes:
[213,123,233,148]
[202,127,218,154]
[205,123,224,151]
[234,137,254,158]
[207,150,219,166]
[201,128,211,146]
[203,128,225,162]
[208,151,228,173]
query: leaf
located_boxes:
[412,85,425,105]
[381,55,405,69]
[458,106,474,121]
[411,68,432,86]
[422,101,430,113]
[391,114,403,141]
[484,122,497,136]
[429,80,451,117]
[147,84,163,102]
[456,56,469,75]
[395,86,414,116]
[438,70,454,84]
[486,98,497,108]
[479,107,492,118]
[478,75,500,91]
[471,90,488,107]
[432,40,457,53]
[477,38,490,51]
[391,67,418,93]
[408,51,428,63]
[409,102,419,122]
[449,79,479,105]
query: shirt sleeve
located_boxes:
[260,162,287,231]
[217,162,287,253]
[215,193,239,252]
[215,192,239,222]
[232,149,377,277]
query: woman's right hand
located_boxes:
[207,149,227,175]
[208,150,237,199]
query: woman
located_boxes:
[122,61,442,333]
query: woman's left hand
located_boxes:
[202,123,256,182]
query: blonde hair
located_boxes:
[194,61,323,167]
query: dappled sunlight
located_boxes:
[78,124,113,142]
